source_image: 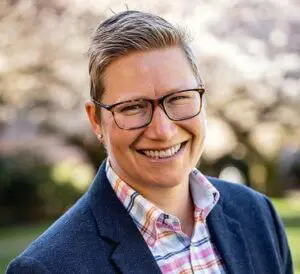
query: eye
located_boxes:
[167,94,191,105]
[115,101,149,116]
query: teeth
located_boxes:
[143,144,182,158]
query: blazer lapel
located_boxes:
[88,162,255,273]
[88,161,161,274]
[111,229,161,274]
[207,202,254,274]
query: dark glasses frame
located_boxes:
[92,86,206,130]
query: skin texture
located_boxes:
[86,47,207,235]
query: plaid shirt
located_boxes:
[106,162,226,274]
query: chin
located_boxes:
[148,173,187,188]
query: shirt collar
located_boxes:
[105,160,220,243]
[105,161,162,242]
[189,168,220,220]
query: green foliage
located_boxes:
[0,151,84,225]
[0,151,47,224]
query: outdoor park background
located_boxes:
[0,0,299,272]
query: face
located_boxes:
[86,47,206,197]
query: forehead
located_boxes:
[102,47,198,103]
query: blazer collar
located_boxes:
[207,178,255,274]
[87,162,254,274]
[87,160,161,274]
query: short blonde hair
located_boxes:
[88,10,201,104]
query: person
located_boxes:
[7,10,293,274]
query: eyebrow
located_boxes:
[114,95,149,103]
[112,85,205,103]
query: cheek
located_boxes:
[200,116,207,139]
[189,117,206,164]
[190,115,206,139]
[104,125,140,156]
[101,118,118,153]
[188,116,207,161]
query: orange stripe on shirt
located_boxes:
[140,206,157,235]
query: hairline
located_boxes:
[88,11,202,116]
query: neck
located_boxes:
[109,160,195,237]
[140,180,195,237]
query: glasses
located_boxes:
[92,87,205,130]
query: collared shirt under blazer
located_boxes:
[106,162,226,273]
[6,160,293,274]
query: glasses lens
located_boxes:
[113,100,152,129]
[164,90,201,120]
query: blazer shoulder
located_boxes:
[7,255,51,274]
[206,176,278,224]
[7,193,114,273]
[207,176,293,273]
[206,176,266,201]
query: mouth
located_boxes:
[136,141,188,159]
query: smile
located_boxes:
[138,142,187,159]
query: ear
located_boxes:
[85,100,102,139]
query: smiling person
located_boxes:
[7,11,292,274]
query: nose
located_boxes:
[143,105,178,140]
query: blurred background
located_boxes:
[0,0,299,272]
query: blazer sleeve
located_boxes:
[264,196,294,274]
[6,256,51,274]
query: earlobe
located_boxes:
[97,133,103,141]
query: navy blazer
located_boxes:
[7,161,293,274]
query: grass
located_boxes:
[0,222,52,273]
[273,197,300,273]
[0,198,299,273]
